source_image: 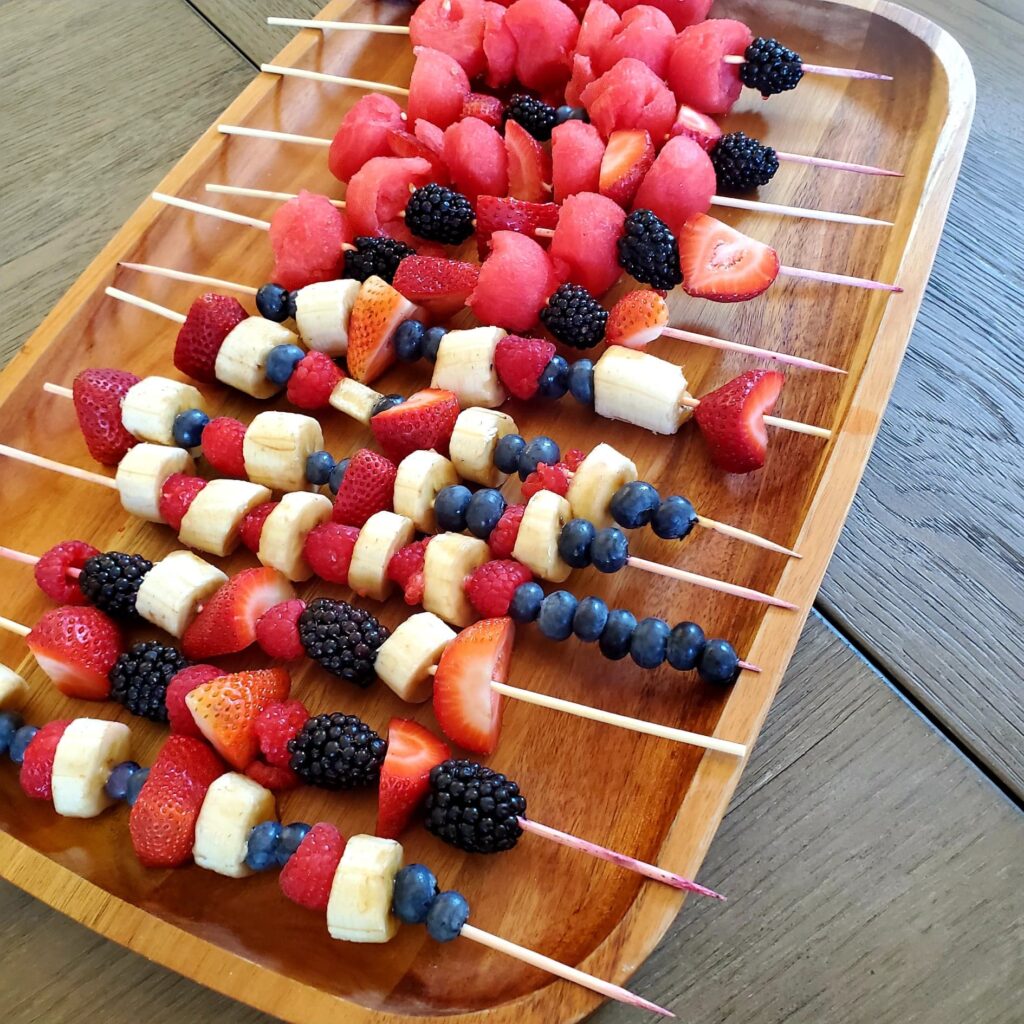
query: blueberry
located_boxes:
[630,617,671,669]
[265,343,306,385]
[435,485,473,532]
[328,457,350,495]
[698,639,741,685]
[8,725,38,765]
[573,596,608,642]
[393,319,426,362]
[518,436,560,479]
[610,481,661,530]
[598,609,637,660]
[392,864,439,924]
[538,591,578,641]
[172,408,210,449]
[591,527,629,573]
[554,105,589,125]
[509,581,544,622]
[558,518,596,568]
[245,820,283,872]
[426,890,470,943]
[0,711,24,757]
[371,394,405,417]
[422,326,447,362]
[667,621,706,671]
[652,496,699,540]
[256,282,291,322]
[494,434,527,475]
[104,760,141,802]
[568,359,595,405]
[466,489,506,538]
[276,822,311,867]
[124,767,150,807]
[305,450,336,487]
[537,355,569,399]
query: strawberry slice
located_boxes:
[432,617,514,755]
[20,720,72,800]
[392,255,479,320]
[679,214,780,302]
[605,290,670,349]
[182,567,295,660]
[475,196,560,259]
[694,369,785,474]
[376,719,451,839]
[346,276,424,384]
[185,668,292,769]
[386,128,450,184]
[461,92,504,127]
[670,104,724,151]
[332,449,398,528]
[173,293,248,383]
[599,129,656,208]
[26,606,122,700]
[370,388,460,462]
[71,368,140,466]
[504,119,552,203]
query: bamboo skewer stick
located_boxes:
[0,616,31,638]
[720,53,892,80]
[261,62,409,97]
[105,286,186,324]
[0,545,81,578]
[152,191,270,231]
[775,150,902,177]
[677,397,831,439]
[0,443,117,489]
[118,262,260,296]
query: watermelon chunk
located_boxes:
[482,2,518,89]
[504,0,580,93]
[387,127,450,184]
[632,134,717,235]
[576,1,619,61]
[393,255,480,319]
[551,120,605,203]
[596,5,676,78]
[269,190,349,291]
[346,157,434,238]
[550,192,625,297]
[328,94,406,184]
[444,117,508,202]
[667,19,754,115]
[581,58,676,142]
[408,46,471,130]
[469,231,559,331]
[606,0,712,31]
[410,0,488,79]
[564,53,597,108]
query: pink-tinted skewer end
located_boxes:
[775,150,903,177]
[780,265,903,292]
[738,660,761,674]
[800,62,893,81]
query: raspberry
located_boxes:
[332,449,398,528]
[488,504,525,558]
[165,664,223,737]
[240,501,279,554]
[387,538,431,605]
[202,417,247,477]
[20,720,72,800]
[521,462,570,499]
[279,822,346,911]
[71,368,140,466]
[245,759,301,791]
[563,448,586,472]
[462,92,505,128]
[158,474,208,531]
[494,336,556,400]
[255,699,311,768]
[255,600,306,660]
[286,351,344,410]
[303,522,360,584]
[34,540,99,604]
[465,560,534,617]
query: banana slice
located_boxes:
[329,377,384,425]
[120,376,205,446]
[258,491,333,581]
[294,279,361,356]
[593,347,692,435]
[215,317,300,399]
[565,443,639,529]
[51,718,132,818]
[513,490,573,582]
[449,408,518,487]
[193,772,276,878]
[115,443,195,522]
[178,478,272,557]
[327,834,403,943]
[0,665,29,711]
[243,410,324,493]
[422,533,491,627]
[348,511,415,601]
[135,550,228,637]
[431,327,507,408]
[375,612,457,703]
[393,451,459,533]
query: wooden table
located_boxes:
[1,2,1020,1021]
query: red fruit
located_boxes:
[565,53,597,107]
[581,57,676,142]
[130,735,226,868]
[633,134,716,236]
[386,128,450,184]
[605,289,670,349]
[408,46,471,130]
[504,0,580,93]
[667,19,753,115]
[563,448,586,471]
[303,522,360,584]
[185,668,292,769]
[551,120,605,203]
[255,599,307,660]
[34,540,99,605]
[469,231,559,332]
[20,720,72,800]
[71,368,139,466]
[392,256,479,320]
[694,369,785,474]
[482,2,517,89]
[269,190,348,291]
[464,560,533,618]
[173,293,248,384]
[444,117,508,204]
[432,617,514,755]
[576,0,618,63]
[462,92,504,128]
[255,699,310,768]
[158,473,207,532]
[410,0,487,79]
[347,156,434,238]
[201,417,247,478]
[669,104,723,150]
[550,190,626,297]
[494,335,556,400]
[607,0,711,31]
[26,606,121,700]
[597,4,675,78]
[521,461,570,499]
[678,214,780,302]
[370,388,460,462]
[387,537,432,605]
[347,277,421,384]
[332,449,398,529]
[475,197,559,258]
[240,501,279,554]
[414,118,446,160]
[245,759,301,791]
[286,351,343,410]
[165,664,223,738]
[328,93,406,183]
[376,719,451,839]
[182,567,295,660]
[505,120,551,203]
[279,822,346,911]
[599,129,655,207]
[488,504,525,558]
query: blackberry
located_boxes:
[740,37,804,97]
[288,712,387,789]
[405,185,476,245]
[343,236,416,283]
[297,598,389,688]
[504,94,558,142]
[108,641,189,722]
[78,551,153,619]
[539,284,608,349]
[617,210,683,289]
[710,132,780,192]
[424,760,526,854]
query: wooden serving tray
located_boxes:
[0,0,973,1021]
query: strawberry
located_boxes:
[370,388,460,462]
[494,335,556,400]
[20,720,72,800]
[279,822,346,911]
[239,501,279,554]
[286,351,344,410]
[600,129,656,208]
[255,699,310,768]
[605,290,670,349]
[670,104,724,151]
[71,368,139,466]
[392,256,479,320]
[26,606,122,700]
[387,538,431,605]
[245,759,301,792]
[504,119,552,203]
[255,599,306,660]
[129,735,226,868]
[332,449,398,528]
[303,522,360,584]
[432,617,514,755]
[475,196,560,253]
[201,416,248,477]
[346,277,412,384]
[165,664,222,737]
[174,293,248,383]
[461,92,505,127]
[182,567,295,659]
[376,719,451,840]
[34,540,99,604]
[386,127,450,183]
[185,668,292,769]
[464,560,533,618]
[158,473,207,531]
[488,504,525,558]
[694,369,785,474]
[679,214,781,302]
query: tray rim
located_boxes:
[0,2,975,1022]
